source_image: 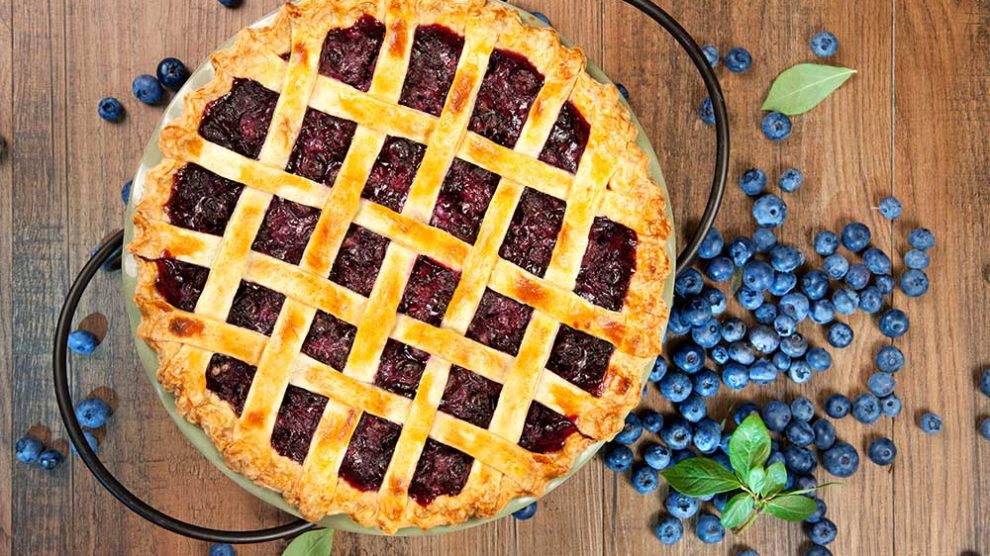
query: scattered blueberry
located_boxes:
[769,271,798,297]
[616,83,630,100]
[810,31,839,58]
[614,413,643,445]
[695,512,725,544]
[98,97,124,122]
[702,287,728,314]
[603,443,633,471]
[71,430,100,455]
[762,400,792,432]
[673,342,706,372]
[749,360,778,384]
[641,410,664,433]
[661,418,694,450]
[880,394,902,418]
[789,360,813,384]
[722,318,747,343]
[919,412,943,434]
[878,309,910,338]
[858,286,883,313]
[702,45,719,67]
[38,449,65,471]
[156,57,189,91]
[874,273,895,294]
[852,393,881,424]
[132,74,164,105]
[784,445,817,474]
[805,546,833,556]
[734,402,760,425]
[778,167,804,193]
[513,501,538,520]
[863,248,892,275]
[728,237,757,267]
[736,287,765,311]
[649,357,669,382]
[753,227,777,253]
[675,269,704,297]
[831,288,859,316]
[209,544,237,556]
[805,498,827,524]
[903,249,930,270]
[749,324,780,354]
[722,364,750,390]
[844,263,870,290]
[908,227,935,250]
[774,314,797,337]
[826,322,853,348]
[980,369,990,398]
[814,231,839,256]
[725,47,752,73]
[762,111,792,141]
[786,420,815,447]
[631,465,660,494]
[644,442,672,470]
[878,196,902,220]
[15,435,44,464]
[692,369,721,398]
[770,244,805,273]
[813,419,836,450]
[800,270,830,300]
[823,254,850,280]
[693,418,722,454]
[666,491,700,519]
[868,437,897,466]
[67,330,99,355]
[699,97,715,125]
[980,418,990,442]
[822,441,859,477]
[121,179,132,205]
[654,515,684,545]
[705,256,735,282]
[899,269,929,297]
[710,345,729,365]
[791,397,815,422]
[75,397,111,429]
[824,394,851,419]
[806,347,832,371]
[659,372,693,403]
[530,11,551,25]
[810,299,836,324]
[698,228,724,259]
[841,222,872,252]
[678,394,708,423]
[779,333,808,358]
[772,351,792,370]
[739,168,768,196]
[753,194,788,228]
[805,518,838,545]
[867,372,896,397]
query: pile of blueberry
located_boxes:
[14,397,111,472]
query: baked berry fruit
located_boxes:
[98,97,124,122]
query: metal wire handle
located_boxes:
[53,0,727,543]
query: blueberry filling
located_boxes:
[438,365,502,429]
[270,385,329,464]
[165,164,244,236]
[205,353,257,415]
[538,101,590,174]
[373,339,430,400]
[429,158,501,244]
[468,49,545,148]
[465,289,533,356]
[408,438,473,505]
[286,108,357,186]
[361,136,426,212]
[251,196,321,265]
[301,310,357,371]
[397,256,460,326]
[154,257,209,312]
[546,325,614,396]
[399,24,465,117]
[227,280,286,336]
[498,188,566,277]
[319,15,386,92]
[518,402,577,454]
[339,413,402,491]
[328,224,390,297]
[574,217,637,311]
[198,78,278,160]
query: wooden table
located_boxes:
[3,0,989,554]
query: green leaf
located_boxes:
[661,457,742,497]
[764,494,818,522]
[720,492,755,529]
[282,529,334,556]
[729,414,771,484]
[747,466,766,495]
[761,462,788,498]
[762,63,856,115]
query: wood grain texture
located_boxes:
[2,1,988,555]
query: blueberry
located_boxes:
[530,11,551,25]
[722,364,750,390]
[769,271,798,297]
[704,256,735,282]
[217,0,241,7]
[810,31,839,58]
[702,44,720,67]
[631,465,660,494]
[789,360,813,384]
[831,288,859,316]
[641,410,664,433]
[98,97,124,122]
[156,57,189,91]
[841,222,871,252]
[863,248,892,275]
[616,83,630,100]
[132,74,164,105]
[615,413,643,444]
[980,418,990,441]
[772,351,792,370]
[753,227,777,253]
[667,309,690,336]
[805,518,838,545]
[878,309,910,338]
[980,369,990,398]
[814,231,840,256]
[880,394,902,417]
[852,393,882,424]
[753,194,788,228]
[795,474,818,491]
[68,330,99,355]
[666,491,700,519]
[810,299,836,324]
[813,418,836,450]
[702,287,728,314]
[603,443,634,471]
[739,168,768,196]
[644,442,672,470]
[728,237,757,267]
[734,402,760,425]
[774,314,796,337]
[649,356,669,382]
[919,412,943,434]
[743,260,774,292]
[824,394,851,419]
[876,196,902,220]
[697,228,724,260]
[209,544,237,556]
[874,273,895,294]
[72,430,99,455]
[695,512,725,544]
[800,270,829,300]
[786,420,815,447]
[903,248,929,270]
[867,371,896,397]
[121,179,133,205]
[654,515,684,545]
[826,322,853,348]
[762,111,792,141]
[770,244,805,272]
[784,445,816,474]
[780,333,808,359]
[767,451,786,468]
[790,397,815,422]
[692,369,721,398]
[736,287,765,312]
[844,264,870,290]
[908,227,935,250]
[713,492,730,512]
[868,437,897,466]
[822,441,859,477]
[661,418,694,450]
[722,318,747,343]
[805,498,827,524]
[678,394,708,423]
[858,286,883,313]
[749,325,780,354]
[725,47,752,73]
[513,501,538,520]
[659,372,693,403]
[672,450,695,465]
[728,341,757,365]
[779,292,810,322]
[673,342,706,372]
[680,296,713,327]
[805,546,834,556]
[710,345,729,365]
[762,400,792,432]
[806,347,832,371]
[693,418,722,454]
[675,269,704,297]
[823,254,850,280]
[75,397,111,429]
[692,320,722,350]
[15,435,44,464]
[699,97,716,125]
[38,449,65,471]
[778,167,804,193]
[749,360,778,385]
[899,269,929,297]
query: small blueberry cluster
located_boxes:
[696,44,753,129]
[14,397,111,472]
[98,57,190,122]
[978,369,990,441]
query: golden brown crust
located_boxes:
[129,0,670,534]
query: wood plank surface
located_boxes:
[1,1,988,555]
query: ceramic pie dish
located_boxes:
[122,0,676,535]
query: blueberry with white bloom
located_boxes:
[666,490,700,520]
[762,111,792,141]
[693,418,722,454]
[878,308,910,338]
[722,364,750,390]
[68,330,99,355]
[692,369,721,398]
[874,273,895,294]
[749,325,780,354]
[778,167,804,193]
[649,356,669,382]
[772,351,792,370]
[880,394,902,417]
[899,269,929,297]
[654,515,684,545]
[805,519,838,546]
[728,341,757,365]
[780,333,808,358]
[784,445,817,474]
[813,418,836,450]
[789,360,813,384]
[754,303,778,326]
[786,420,815,447]
[805,498,827,524]
[667,308,690,336]
[734,403,760,425]
[659,372,693,403]
[814,231,839,256]
[739,168,768,196]
[673,342,706,372]
[728,237,757,267]
[810,31,839,58]
[674,269,704,297]
[841,222,872,252]
[823,254,850,280]
[769,271,798,297]
[614,413,643,444]
[692,318,722,349]
[701,287,728,314]
[919,412,943,434]
[721,318,747,343]
[863,247,892,275]
[641,410,664,433]
[791,397,815,422]
[878,196,902,219]
[762,400,792,432]
[603,443,633,471]
[704,256,735,282]
[867,371,896,397]
[643,442,672,470]
[710,345,729,365]
[858,286,883,313]
[770,244,805,272]
[678,394,707,423]
[806,347,832,371]
[736,287,765,311]
[702,45,719,67]
[15,435,44,464]
[824,394,851,419]
[852,393,881,424]
[131,74,164,105]
[908,227,935,250]
[831,288,859,316]
[822,441,859,478]
[753,227,777,253]
[844,264,870,290]
[631,465,660,494]
[749,360,778,385]
[513,501,538,520]
[698,228,724,259]
[753,194,788,228]
[698,97,715,125]
[743,260,774,291]
[680,296,712,327]
[695,512,725,544]
[904,249,930,270]
[810,299,836,324]
[779,292,810,322]
[800,270,829,300]
[826,322,853,348]
[868,437,897,466]
[75,398,112,429]
[725,47,752,73]
[773,314,797,337]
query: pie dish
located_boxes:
[128,0,671,533]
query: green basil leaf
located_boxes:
[764,494,818,522]
[719,492,755,529]
[282,529,334,556]
[761,63,856,115]
[761,461,788,498]
[660,457,742,497]
[747,466,766,495]
[729,414,771,483]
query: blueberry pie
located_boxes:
[130,0,670,532]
